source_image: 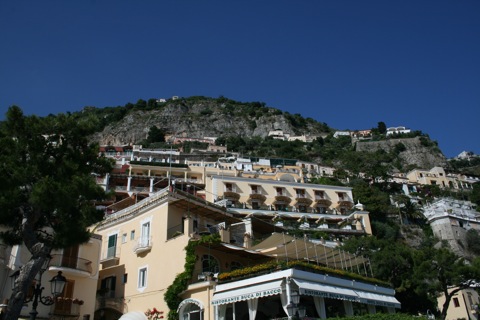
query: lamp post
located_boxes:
[286,291,306,320]
[10,260,67,320]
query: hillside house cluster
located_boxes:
[2,141,478,320]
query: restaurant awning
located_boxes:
[354,290,401,308]
[293,279,359,302]
[212,279,284,306]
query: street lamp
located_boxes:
[286,291,306,320]
[10,261,67,320]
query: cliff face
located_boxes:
[355,137,447,169]
[91,99,328,146]
[87,97,449,171]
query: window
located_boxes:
[123,274,128,284]
[107,234,117,258]
[140,221,151,247]
[453,297,460,308]
[202,255,219,273]
[100,276,116,298]
[138,267,147,288]
[317,206,326,214]
[295,189,305,198]
[225,183,234,192]
[251,185,259,194]
[130,230,135,240]
[276,187,284,196]
[298,205,307,212]
[122,233,127,243]
[315,190,325,199]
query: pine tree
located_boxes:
[0,106,113,320]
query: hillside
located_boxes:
[80,96,448,172]
[86,96,330,146]
[355,137,447,169]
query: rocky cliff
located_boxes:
[91,97,329,146]
[355,137,447,169]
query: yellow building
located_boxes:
[437,287,480,320]
[0,235,102,320]
[93,186,396,320]
[406,166,477,190]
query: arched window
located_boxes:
[201,255,219,273]
[182,303,202,320]
[178,299,204,320]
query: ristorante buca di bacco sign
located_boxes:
[212,288,282,305]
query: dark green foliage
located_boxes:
[394,142,407,154]
[164,234,221,320]
[466,229,480,254]
[448,156,480,176]
[469,183,480,208]
[146,126,165,144]
[350,179,393,220]
[377,121,387,134]
[0,106,114,320]
[413,247,480,319]
[199,108,213,116]
[0,106,113,248]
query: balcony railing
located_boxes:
[50,299,82,318]
[100,245,121,268]
[167,223,184,240]
[49,254,93,275]
[133,236,153,254]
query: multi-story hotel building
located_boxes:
[90,149,398,319]
[93,187,398,320]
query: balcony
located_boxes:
[49,254,93,278]
[249,192,266,202]
[274,195,292,205]
[100,247,120,268]
[314,197,332,207]
[224,191,240,201]
[337,200,354,209]
[133,236,153,254]
[295,195,312,206]
[50,299,82,318]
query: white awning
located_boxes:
[212,279,283,306]
[355,290,401,309]
[293,279,359,302]
[119,312,147,320]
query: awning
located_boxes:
[212,279,283,306]
[293,279,359,302]
[119,312,147,320]
[355,290,401,308]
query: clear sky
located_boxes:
[1,1,479,158]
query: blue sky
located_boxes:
[1,1,479,158]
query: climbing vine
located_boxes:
[164,234,221,320]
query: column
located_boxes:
[127,176,132,192]
[104,173,110,191]
[149,178,154,193]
